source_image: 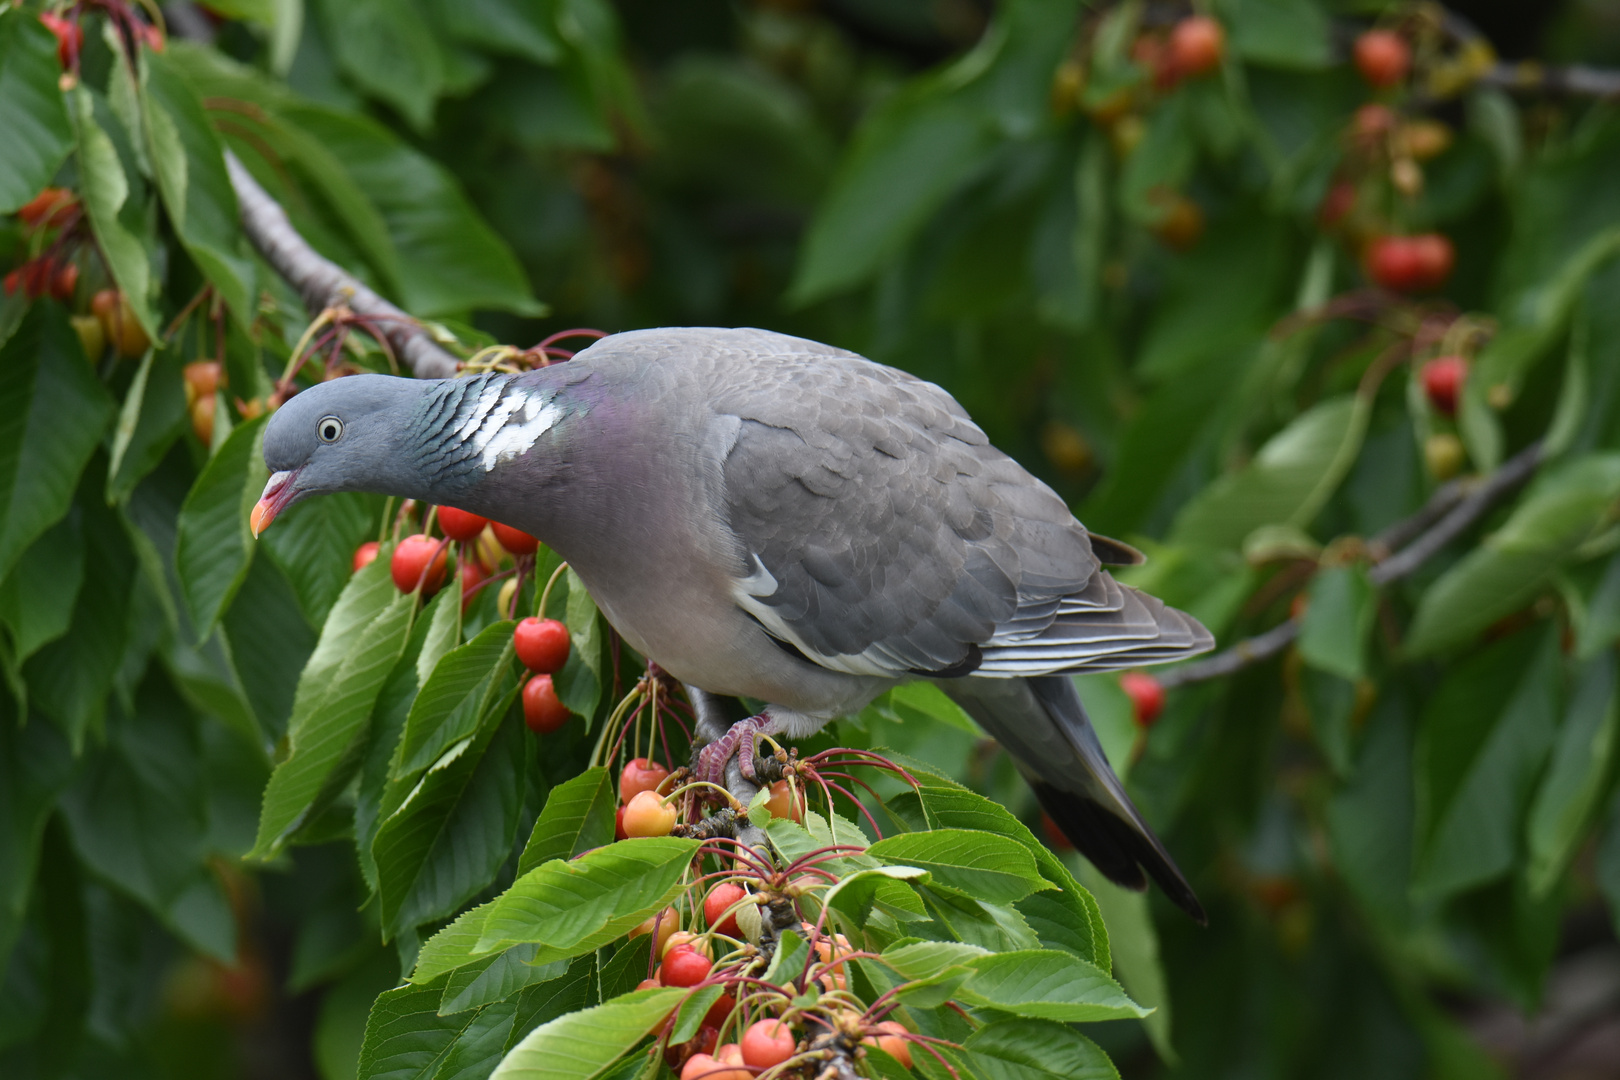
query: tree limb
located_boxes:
[1157,441,1545,689]
[225,152,461,379]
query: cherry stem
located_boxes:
[536,560,568,619]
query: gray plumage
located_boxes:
[261,327,1214,920]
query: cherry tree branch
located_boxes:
[225,152,461,379]
[1157,440,1545,689]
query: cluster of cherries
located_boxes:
[614,757,805,842]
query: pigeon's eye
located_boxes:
[317,416,344,443]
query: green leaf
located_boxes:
[1227,0,1332,70]
[1413,629,1560,901]
[261,492,384,628]
[314,0,446,131]
[959,949,1148,1022]
[392,620,516,780]
[106,347,187,504]
[1170,396,1365,550]
[358,608,436,892]
[1298,565,1376,682]
[281,103,542,316]
[476,837,699,954]
[175,415,268,640]
[489,987,684,1080]
[552,569,601,722]
[963,1018,1120,1080]
[0,711,74,965]
[1407,454,1620,655]
[516,767,616,877]
[439,948,570,1017]
[0,304,114,586]
[425,0,562,66]
[357,982,482,1080]
[417,581,464,688]
[880,939,988,981]
[1526,653,1619,896]
[141,52,257,319]
[1073,859,1174,1063]
[866,829,1050,906]
[221,553,317,741]
[72,87,158,337]
[0,11,74,214]
[373,710,525,936]
[250,558,415,859]
[0,513,85,663]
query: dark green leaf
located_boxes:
[963,1018,1119,1080]
[1526,652,1619,895]
[221,553,317,741]
[261,492,385,628]
[106,347,187,504]
[552,569,601,722]
[250,558,414,859]
[1298,564,1376,682]
[439,948,570,1017]
[489,987,683,1080]
[866,829,1051,906]
[0,513,84,663]
[314,0,447,131]
[516,767,616,877]
[0,711,74,965]
[374,709,526,936]
[391,620,516,780]
[71,88,158,337]
[958,949,1148,1022]
[175,414,267,639]
[426,0,561,66]
[0,304,114,585]
[0,11,74,214]
[357,982,480,1080]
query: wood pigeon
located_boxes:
[254,328,1215,920]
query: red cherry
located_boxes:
[740,1019,796,1069]
[491,521,538,555]
[1366,235,1423,292]
[635,978,660,992]
[1409,232,1455,290]
[353,541,380,573]
[16,187,74,228]
[659,947,712,988]
[437,506,488,542]
[391,534,448,594]
[614,806,629,841]
[1168,15,1224,79]
[2,270,19,297]
[863,1021,913,1068]
[1120,671,1165,727]
[1421,355,1468,417]
[513,617,571,674]
[1354,29,1410,88]
[459,560,485,612]
[704,992,736,1030]
[49,261,78,303]
[522,674,570,734]
[38,14,82,69]
[703,882,746,938]
[623,790,677,837]
[681,1054,747,1080]
[620,757,669,805]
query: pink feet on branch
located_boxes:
[694,713,783,785]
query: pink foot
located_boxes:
[694,713,779,785]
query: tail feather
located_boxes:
[942,674,1207,924]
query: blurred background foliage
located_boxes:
[6,0,1620,1077]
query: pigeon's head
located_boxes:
[253,374,426,536]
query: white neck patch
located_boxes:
[469,386,563,471]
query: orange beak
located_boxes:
[252,469,299,537]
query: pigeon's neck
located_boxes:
[400,370,587,502]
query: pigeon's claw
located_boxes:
[694,712,779,787]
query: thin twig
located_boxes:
[1158,440,1545,689]
[224,152,460,379]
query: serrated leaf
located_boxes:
[221,551,317,741]
[439,948,570,1017]
[315,0,447,132]
[106,347,187,503]
[0,513,84,663]
[250,560,414,858]
[866,829,1050,906]
[0,11,74,214]
[1298,564,1376,682]
[963,1018,1120,1080]
[392,620,516,780]
[1413,629,1559,901]
[412,901,650,985]
[1407,454,1620,655]
[490,988,684,1080]
[1526,653,1619,896]
[261,491,385,628]
[552,569,601,722]
[1170,396,1364,550]
[476,837,699,954]
[417,584,464,688]
[357,982,481,1080]
[176,415,267,639]
[141,52,256,319]
[72,87,158,337]
[516,767,616,877]
[0,304,114,586]
[374,710,525,936]
[958,949,1148,1022]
